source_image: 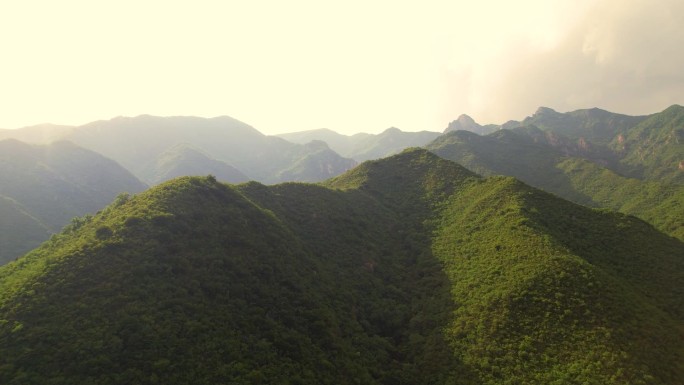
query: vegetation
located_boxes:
[427,122,684,241]
[611,104,684,184]
[518,106,646,145]
[0,149,681,384]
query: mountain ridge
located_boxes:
[1,149,681,384]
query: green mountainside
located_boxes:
[516,106,647,146]
[0,139,147,265]
[611,104,684,183]
[1,149,681,384]
[555,158,684,240]
[427,123,684,240]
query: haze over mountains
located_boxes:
[0,140,146,264]
[277,127,441,162]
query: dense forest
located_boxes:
[1,149,681,384]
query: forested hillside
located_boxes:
[1,149,681,384]
[427,112,684,240]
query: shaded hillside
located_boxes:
[61,115,356,184]
[0,139,146,264]
[140,144,250,185]
[1,150,682,384]
[278,127,440,161]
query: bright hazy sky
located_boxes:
[1,0,683,134]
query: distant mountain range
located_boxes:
[1,115,357,185]
[277,126,441,161]
[428,104,684,240]
[1,149,681,384]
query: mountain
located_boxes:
[346,127,442,161]
[611,104,684,184]
[443,114,498,135]
[427,128,684,240]
[277,128,371,156]
[278,127,441,161]
[1,149,681,384]
[0,115,357,184]
[0,124,74,144]
[500,105,683,184]
[0,196,51,262]
[140,144,250,185]
[275,140,359,182]
[60,115,356,184]
[0,139,146,264]
[517,106,647,145]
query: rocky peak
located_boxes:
[445,114,482,133]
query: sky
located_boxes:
[1,0,683,135]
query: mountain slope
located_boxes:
[427,129,684,240]
[140,144,250,185]
[0,196,51,263]
[518,106,647,145]
[0,124,74,144]
[277,128,371,156]
[0,139,146,264]
[0,150,682,384]
[433,175,683,384]
[611,104,684,183]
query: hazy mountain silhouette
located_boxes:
[0,139,146,264]
[278,126,440,161]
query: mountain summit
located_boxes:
[444,114,497,136]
